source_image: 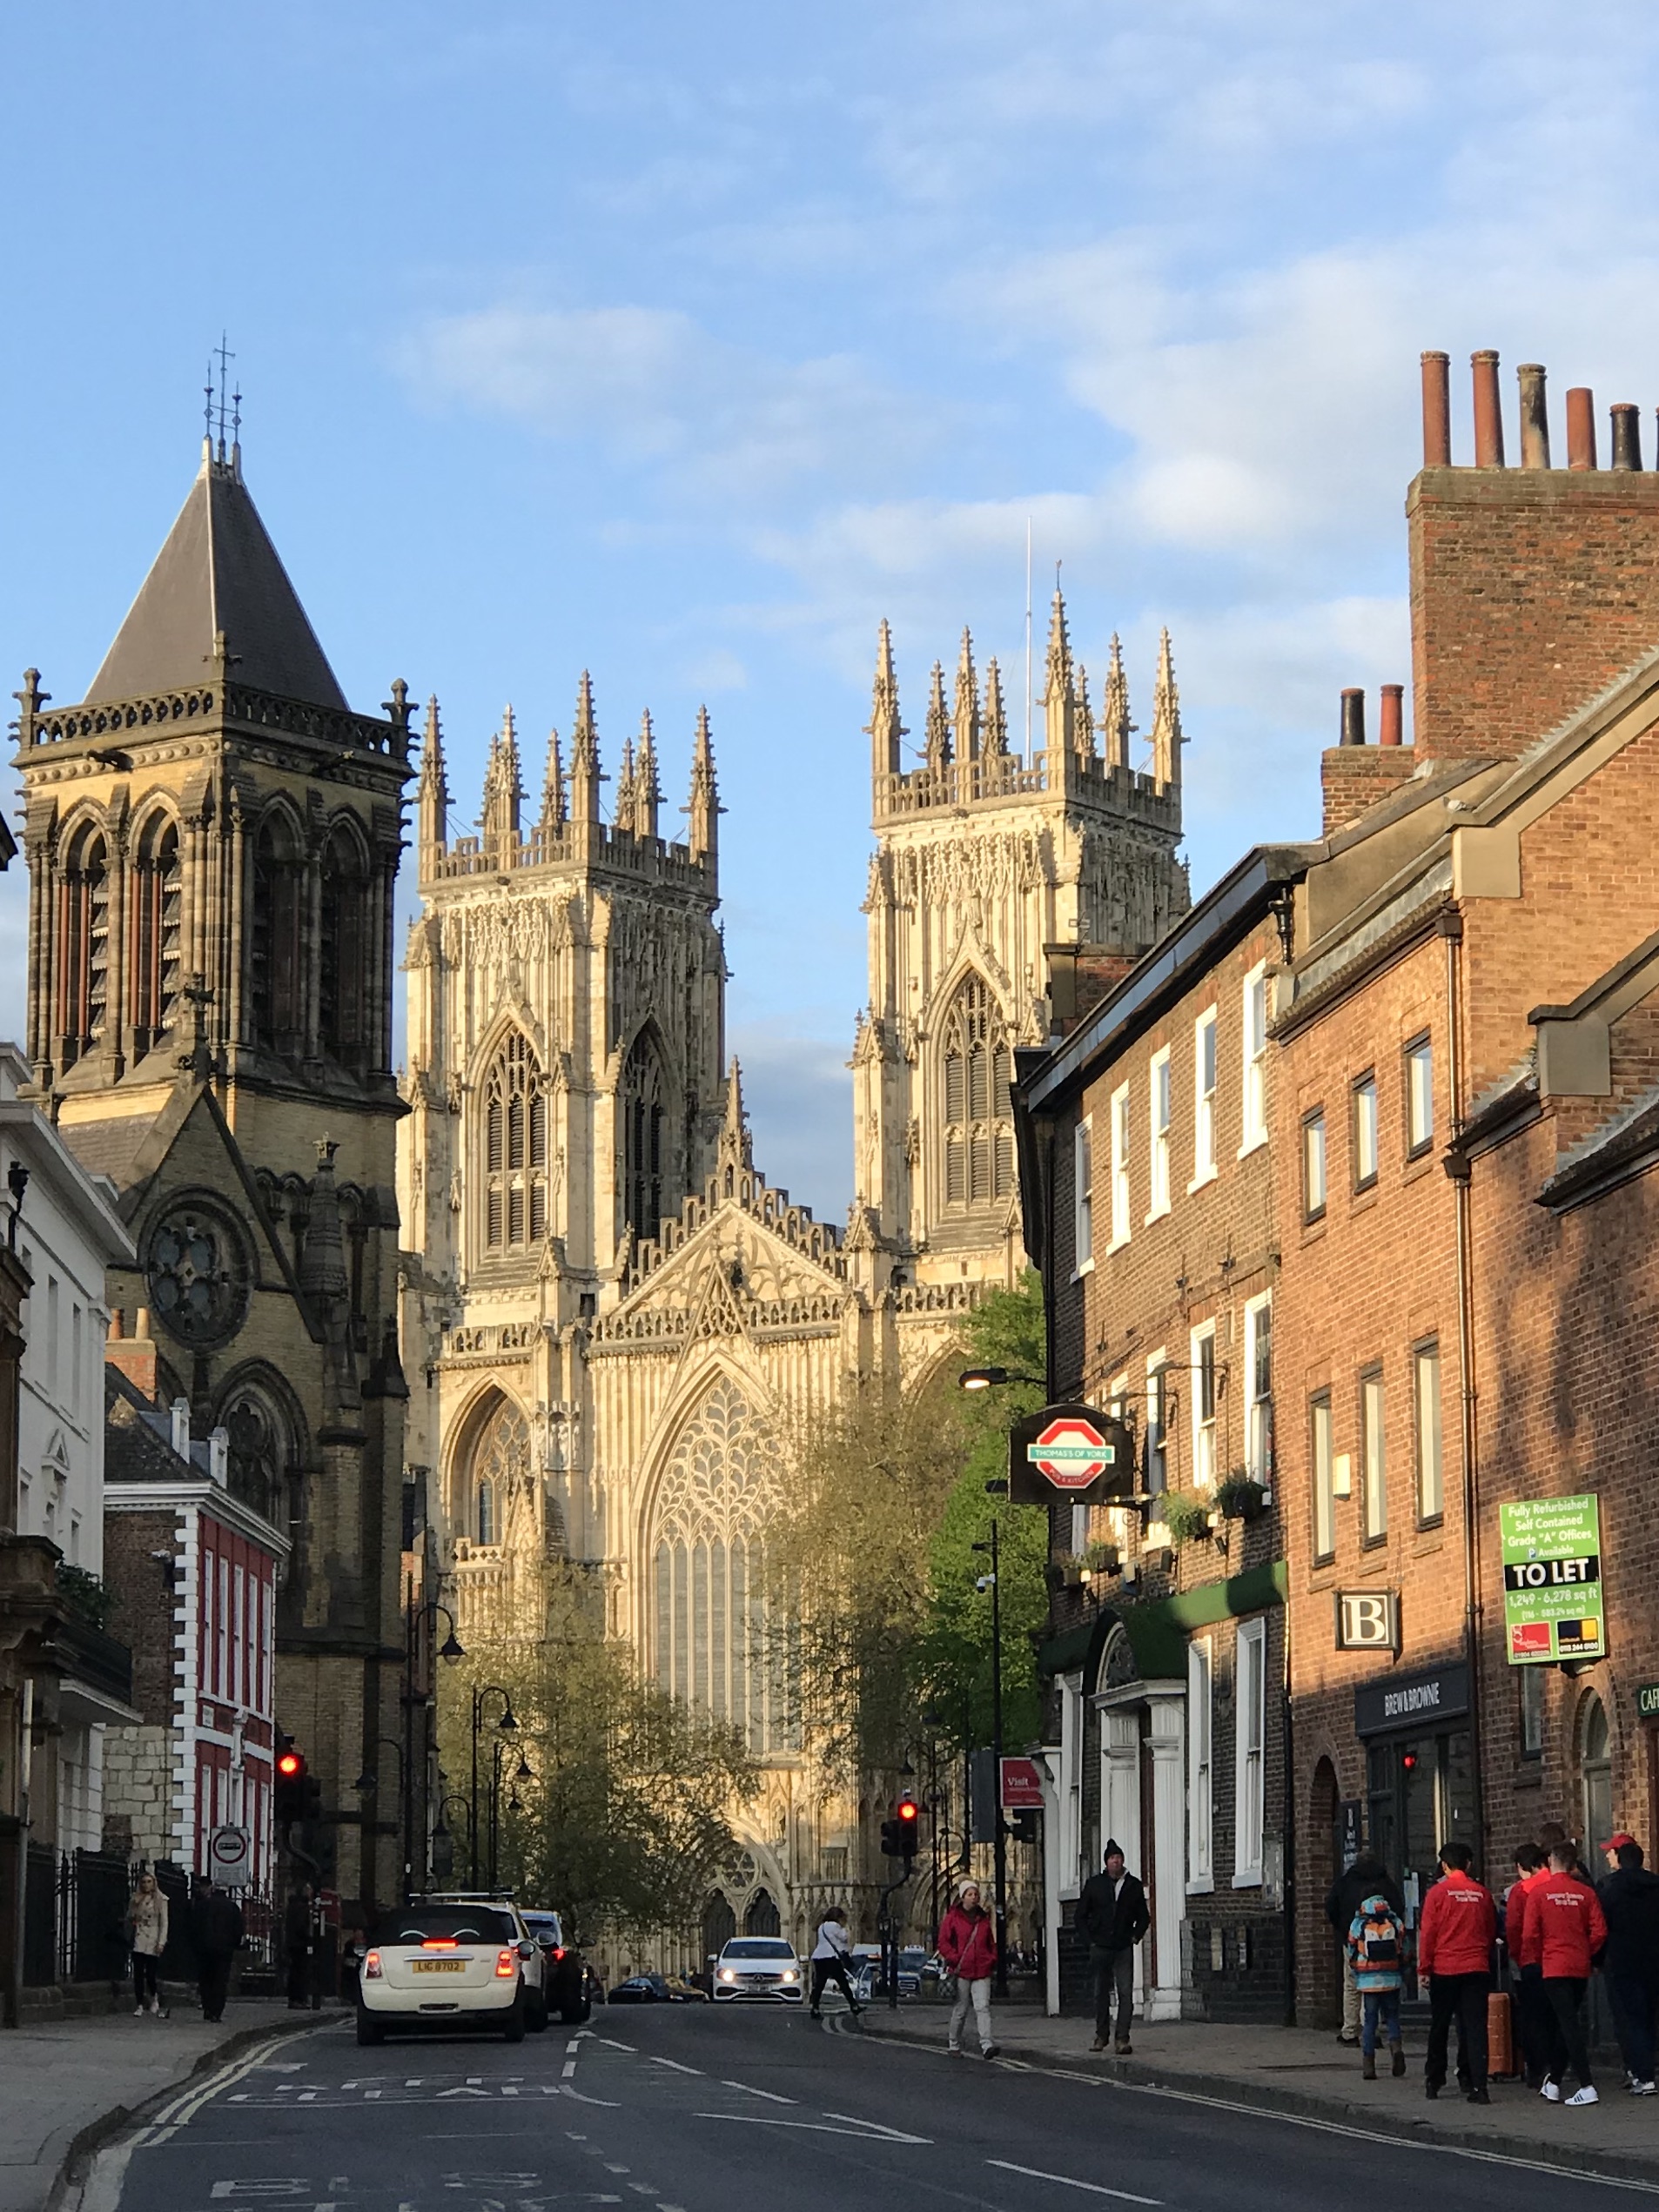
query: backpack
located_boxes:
[1359,1909,1400,1967]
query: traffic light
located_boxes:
[896,1796,919,1863]
[274,1744,306,1824]
[880,1816,904,1857]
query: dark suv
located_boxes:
[521,1910,593,2022]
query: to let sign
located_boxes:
[1000,1757,1045,1809]
[1008,1403,1135,1505]
[1335,1589,1400,1652]
[1500,1495,1605,1666]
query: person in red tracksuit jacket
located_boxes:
[1519,1842,1609,2105]
[1417,1841,1498,2103]
[1505,1845,1550,2088]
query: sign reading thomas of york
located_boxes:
[1008,1403,1134,1505]
[1028,1417,1116,1488]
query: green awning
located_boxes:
[1037,1560,1286,1689]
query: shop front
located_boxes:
[1354,1660,1474,1917]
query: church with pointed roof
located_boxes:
[400,589,1188,1957]
[12,426,413,1913]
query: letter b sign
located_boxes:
[1336,1590,1400,1652]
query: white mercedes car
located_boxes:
[358,1898,547,2043]
[711,1935,803,2001]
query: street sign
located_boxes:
[1008,1403,1136,1505]
[1500,1495,1605,1666]
[207,1823,252,1887]
[1334,1589,1400,1652]
[1636,1683,1659,1722]
[999,1756,1044,1809]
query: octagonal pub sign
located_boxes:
[1008,1401,1137,1505]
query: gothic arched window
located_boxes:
[940,975,1014,1210]
[481,1033,548,1253]
[476,1478,496,1546]
[651,1377,795,1754]
[131,813,181,1057]
[464,1395,532,1550]
[621,1033,666,1239]
[250,814,304,1056]
[57,822,110,1069]
[319,823,369,1069]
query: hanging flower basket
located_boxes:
[1159,1491,1213,1547]
[1215,1471,1271,1524]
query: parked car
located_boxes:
[610,1972,691,2005]
[358,1898,547,2044]
[521,1909,593,2024]
[712,1936,803,2002]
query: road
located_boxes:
[89,2000,1659,2212]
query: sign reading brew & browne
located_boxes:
[1008,1402,1135,1505]
[1500,1495,1604,1666]
[1353,1661,1470,1739]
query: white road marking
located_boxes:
[695,2113,932,2143]
[598,2037,637,2052]
[824,2110,933,2141]
[720,2080,797,2103]
[650,2056,702,2075]
[563,2061,580,2078]
[988,2159,1162,2202]
[561,2085,621,2107]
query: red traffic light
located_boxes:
[277,1749,305,1780]
[897,1798,918,1823]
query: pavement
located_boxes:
[0,1995,318,2212]
[61,1999,1659,2212]
[860,2000,1659,2184]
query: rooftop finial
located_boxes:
[924,660,951,772]
[868,619,905,792]
[953,628,981,762]
[1150,627,1183,789]
[207,333,238,466]
[1102,633,1132,769]
[1042,584,1077,759]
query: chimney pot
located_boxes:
[1518,363,1551,470]
[1472,350,1505,467]
[1566,386,1596,471]
[1611,404,1643,471]
[171,1396,191,1459]
[1379,683,1405,747]
[1421,351,1451,466]
[1340,687,1367,747]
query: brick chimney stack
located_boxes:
[105,1305,158,1400]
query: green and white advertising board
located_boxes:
[1501,1494,1604,1666]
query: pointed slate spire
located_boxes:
[924,660,951,772]
[1151,627,1183,788]
[540,727,567,831]
[983,657,1009,754]
[570,671,602,822]
[867,620,904,791]
[953,629,981,762]
[1101,633,1132,770]
[717,1056,753,1173]
[482,705,523,855]
[688,705,720,865]
[1042,587,1077,759]
[635,709,662,839]
[417,694,448,851]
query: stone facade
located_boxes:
[400,596,1187,1952]
[13,434,410,1914]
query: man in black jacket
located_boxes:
[190,1880,245,2024]
[1598,1835,1659,2094]
[1325,1854,1404,2046]
[1075,1840,1151,2054]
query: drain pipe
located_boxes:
[1440,906,1488,1873]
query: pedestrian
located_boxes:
[1418,1840,1497,2103]
[808,1906,863,2019]
[937,1880,999,2060]
[126,1870,170,2019]
[190,1878,245,2023]
[1596,1835,1659,2095]
[1324,1852,1404,2047]
[1075,1840,1151,2055]
[284,1882,314,2011]
[1346,1887,1407,2081]
[1520,1840,1608,2106]
[1506,1843,1550,2088]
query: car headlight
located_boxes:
[782,1969,797,1981]
[718,1968,736,1981]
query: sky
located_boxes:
[7,0,1659,1217]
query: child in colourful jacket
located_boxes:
[1347,1891,1407,2079]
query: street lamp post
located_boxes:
[972,1515,1008,1999]
[469,1686,517,1887]
[487,1738,535,1890]
[353,1737,408,1900]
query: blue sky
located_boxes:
[8,0,1659,1216]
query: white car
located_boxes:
[358,1898,547,2043]
[711,1936,804,2001]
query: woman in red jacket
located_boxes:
[1519,1842,1609,2104]
[937,1881,1000,2060]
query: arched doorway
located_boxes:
[743,1888,781,1938]
[702,1892,735,1965]
[1580,1694,1613,1857]
[1308,1757,1340,2026]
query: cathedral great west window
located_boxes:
[468,1395,533,1548]
[940,974,1014,1209]
[481,1033,548,1252]
[652,1377,796,1754]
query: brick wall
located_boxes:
[1410,468,1659,765]
[1320,747,1421,837]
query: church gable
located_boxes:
[593,1200,848,1355]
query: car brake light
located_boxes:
[552,1946,566,1961]
[420,1937,459,1949]
[495,1947,517,1978]
[364,1950,382,1980]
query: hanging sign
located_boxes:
[1501,1495,1604,1665]
[1008,1403,1136,1505]
[999,1757,1045,1809]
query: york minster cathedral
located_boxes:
[397,598,1189,1952]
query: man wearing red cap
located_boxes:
[1597,1833,1659,2095]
